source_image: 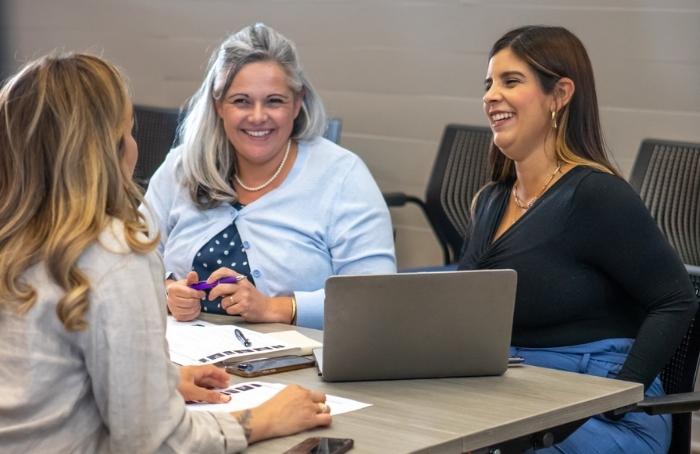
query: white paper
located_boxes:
[186,381,371,416]
[166,317,298,365]
[266,330,322,356]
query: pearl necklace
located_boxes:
[512,163,562,210]
[234,140,291,192]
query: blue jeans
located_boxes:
[511,339,671,454]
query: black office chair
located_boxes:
[626,138,700,453]
[384,124,493,265]
[323,117,342,144]
[132,105,180,188]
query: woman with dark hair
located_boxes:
[145,23,395,329]
[459,25,697,452]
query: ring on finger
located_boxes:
[317,402,330,414]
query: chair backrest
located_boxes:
[424,124,493,263]
[629,139,700,266]
[629,138,700,453]
[323,117,342,144]
[132,105,180,188]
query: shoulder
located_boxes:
[148,144,186,186]
[163,143,185,169]
[143,145,189,213]
[95,219,137,254]
[571,167,640,207]
[300,137,373,181]
[575,167,631,192]
[566,167,651,228]
[81,219,161,283]
[302,137,363,165]
[81,221,163,323]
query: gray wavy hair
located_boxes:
[179,23,327,207]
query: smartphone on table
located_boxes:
[225,355,315,377]
[283,437,354,454]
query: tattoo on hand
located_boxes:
[236,409,252,441]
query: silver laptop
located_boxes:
[321,270,517,382]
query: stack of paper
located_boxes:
[166,317,299,365]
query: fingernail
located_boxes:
[221,394,231,403]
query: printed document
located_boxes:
[166,317,298,365]
[187,381,371,416]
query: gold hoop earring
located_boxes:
[551,110,558,129]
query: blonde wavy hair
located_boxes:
[0,53,157,331]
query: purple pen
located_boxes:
[188,275,246,291]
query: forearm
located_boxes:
[232,410,257,444]
[617,293,697,388]
[266,296,295,324]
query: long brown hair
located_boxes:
[487,26,620,182]
[0,53,157,331]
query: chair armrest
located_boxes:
[685,264,700,278]
[382,192,426,208]
[382,192,451,265]
[607,392,700,417]
[637,392,700,415]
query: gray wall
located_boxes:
[5,0,700,268]
[0,1,10,82]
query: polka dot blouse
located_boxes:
[191,203,254,315]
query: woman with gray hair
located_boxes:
[145,23,395,329]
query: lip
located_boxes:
[487,110,515,129]
[241,128,275,139]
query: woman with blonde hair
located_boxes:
[146,23,395,329]
[0,52,330,452]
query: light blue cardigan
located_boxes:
[144,137,396,328]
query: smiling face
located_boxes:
[215,60,302,168]
[483,48,555,162]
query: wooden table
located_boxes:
[209,319,643,453]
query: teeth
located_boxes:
[246,130,271,137]
[491,112,514,121]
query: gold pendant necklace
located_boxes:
[512,162,562,210]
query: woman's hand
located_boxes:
[207,267,294,323]
[166,271,205,321]
[177,365,231,403]
[232,385,331,444]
